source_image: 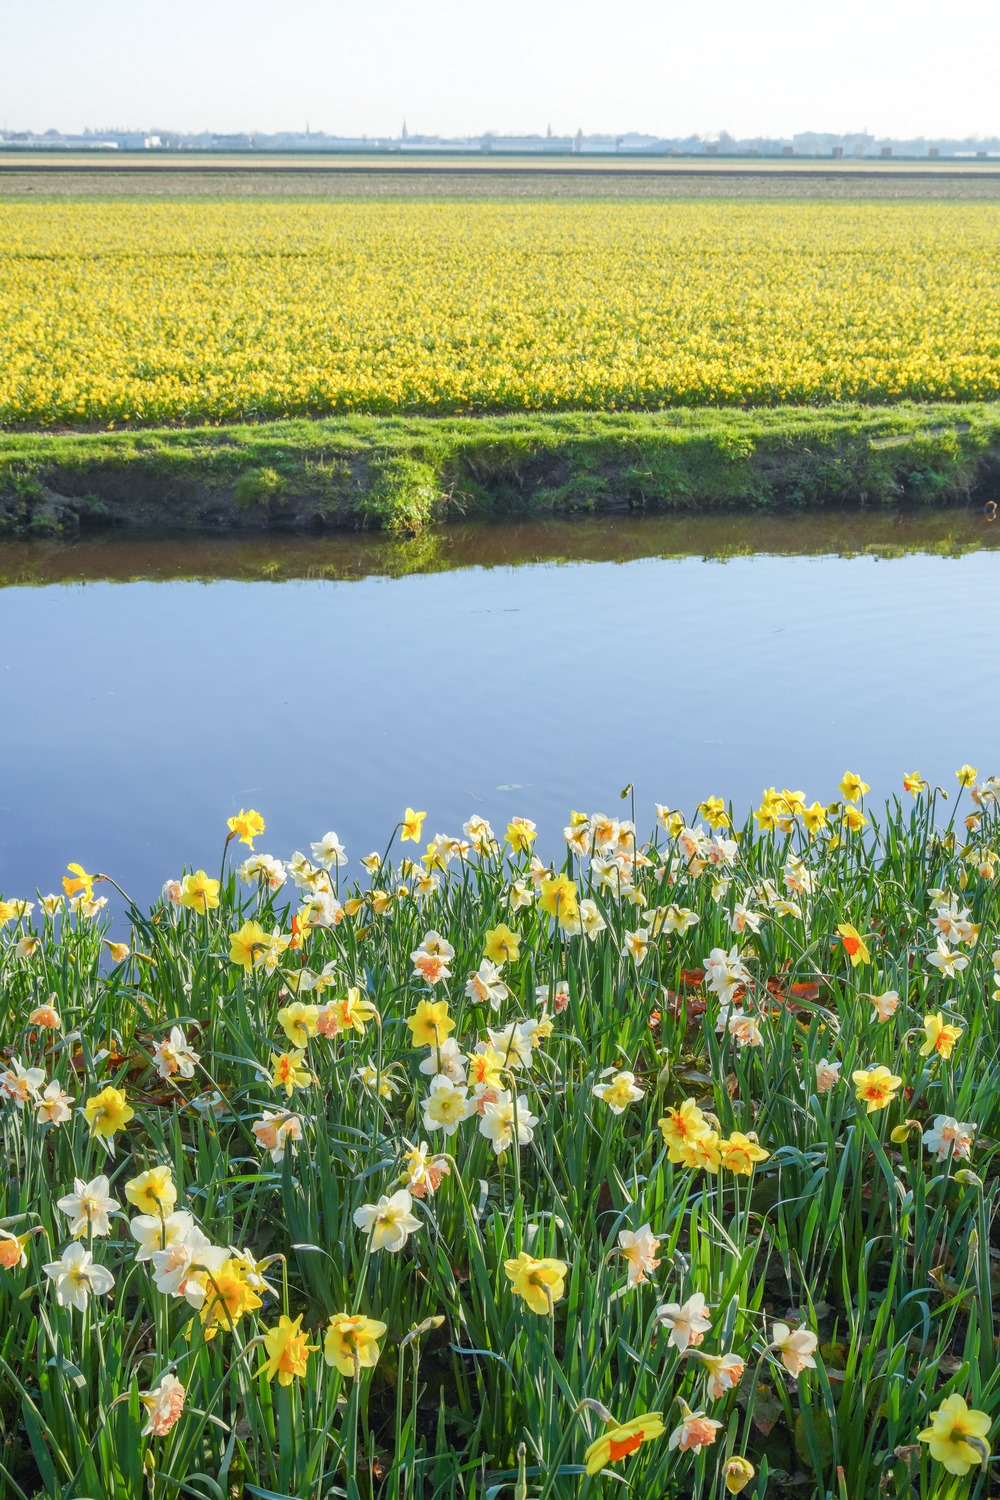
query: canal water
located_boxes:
[2,510,998,906]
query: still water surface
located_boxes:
[2,511,999,906]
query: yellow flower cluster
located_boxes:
[2,199,1000,424]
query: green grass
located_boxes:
[2,778,1000,1497]
[1,403,997,537]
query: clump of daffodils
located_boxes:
[1,770,998,1493]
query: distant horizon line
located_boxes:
[4,125,1000,153]
[1,124,1000,146]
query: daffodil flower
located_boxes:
[918,1393,991,1475]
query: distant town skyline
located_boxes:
[3,0,998,143]
[6,125,1000,158]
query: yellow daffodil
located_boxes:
[400,807,426,842]
[277,1001,320,1048]
[903,771,927,796]
[657,1097,713,1161]
[801,800,828,836]
[852,1065,902,1112]
[179,870,220,914]
[83,1086,135,1140]
[676,1131,722,1173]
[406,998,455,1048]
[62,863,95,900]
[338,988,380,1035]
[753,790,782,832]
[920,1012,964,1060]
[697,795,730,829]
[227,809,265,848]
[538,874,579,926]
[836,923,871,966]
[918,1393,991,1475]
[839,771,870,803]
[504,1251,567,1315]
[260,1314,317,1386]
[483,923,521,964]
[323,1312,387,1376]
[421,839,450,872]
[270,1050,313,1096]
[504,818,537,854]
[718,1132,770,1175]
[198,1256,263,1336]
[584,1413,666,1476]
[956,765,978,789]
[228,919,268,969]
[124,1165,177,1216]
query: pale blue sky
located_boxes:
[3,0,997,141]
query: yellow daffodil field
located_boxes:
[2,199,1000,425]
[3,773,1000,1498]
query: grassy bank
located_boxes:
[1,404,998,538]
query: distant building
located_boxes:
[481,134,572,153]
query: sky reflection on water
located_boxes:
[2,513,999,906]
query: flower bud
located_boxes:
[723,1456,755,1494]
[577,1397,615,1423]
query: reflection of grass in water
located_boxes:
[1,492,1000,585]
[244,531,451,584]
[2,508,1000,589]
[705,543,756,562]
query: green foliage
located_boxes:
[0,403,998,537]
[360,455,443,533]
[232,465,288,510]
